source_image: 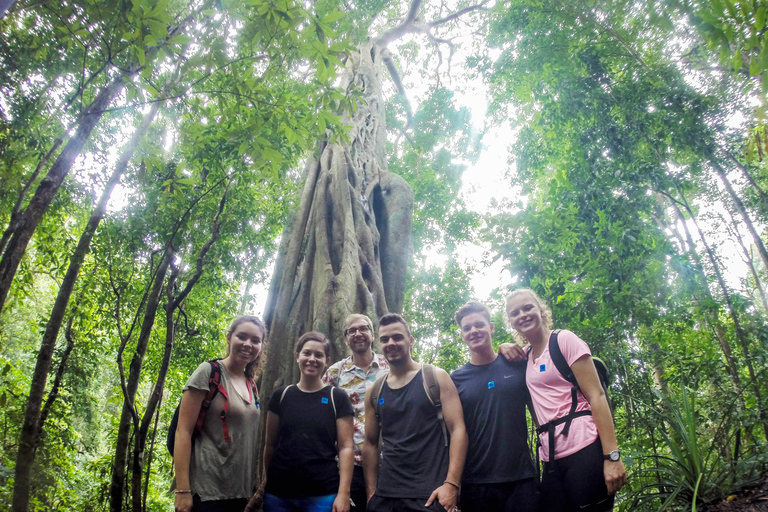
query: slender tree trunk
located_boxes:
[711,161,768,273]
[724,210,768,312]
[142,403,162,512]
[728,152,768,211]
[0,6,201,316]
[680,198,768,440]
[125,191,226,511]
[110,251,172,512]
[0,76,125,316]
[669,199,742,390]
[10,99,159,512]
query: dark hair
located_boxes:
[378,313,411,337]
[455,300,491,327]
[294,331,333,359]
[226,315,267,381]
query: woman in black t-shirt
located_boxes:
[260,331,354,512]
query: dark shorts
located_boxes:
[459,478,538,512]
[367,495,447,512]
[351,465,367,512]
[539,438,615,512]
[192,494,248,512]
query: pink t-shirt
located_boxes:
[527,329,599,461]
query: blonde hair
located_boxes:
[344,314,373,335]
[505,288,553,344]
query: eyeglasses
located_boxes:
[345,325,370,336]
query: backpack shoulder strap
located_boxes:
[279,384,293,406]
[548,329,574,385]
[194,360,223,434]
[421,364,448,447]
[369,374,387,421]
[421,363,441,407]
[327,385,337,417]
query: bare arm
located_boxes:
[425,369,467,511]
[333,415,355,512]
[571,356,627,495]
[173,388,206,512]
[262,411,280,477]
[362,391,381,502]
[497,342,527,362]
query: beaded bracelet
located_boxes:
[173,489,192,494]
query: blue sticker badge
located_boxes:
[540,364,546,372]
[321,397,329,404]
[379,398,385,405]
[488,381,495,389]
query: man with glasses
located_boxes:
[323,314,389,511]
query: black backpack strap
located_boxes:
[422,364,448,447]
[548,330,580,437]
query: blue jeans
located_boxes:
[264,492,337,512]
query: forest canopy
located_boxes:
[0,0,766,511]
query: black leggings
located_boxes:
[539,438,614,512]
[192,494,249,512]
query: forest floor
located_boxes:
[701,478,768,511]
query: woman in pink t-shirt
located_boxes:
[505,288,626,512]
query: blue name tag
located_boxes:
[321,397,329,404]
[379,398,385,405]
[488,381,495,389]
[540,364,546,372]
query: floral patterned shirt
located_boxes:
[323,353,389,464]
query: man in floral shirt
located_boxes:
[323,313,389,512]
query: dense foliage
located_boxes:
[0,0,766,511]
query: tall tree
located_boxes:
[261,0,489,404]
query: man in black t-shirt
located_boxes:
[362,313,467,512]
[450,301,538,512]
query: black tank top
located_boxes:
[376,371,450,498]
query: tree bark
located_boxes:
[262,42,414,401]
[668,198,742,390]
[679,197,768,441]
[711,161,768,274]
[0,76,125,316]
[128,191,226,511]
[10,97,159,512]
[110,250,172,512]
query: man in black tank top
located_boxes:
[451,301,538,512]
[362,314,467,512]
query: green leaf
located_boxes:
[757,6,766,31]
[2,363,10,376]
[733,48,742,72]
[322,11,345,23]
[749,54,760,75]
[170,34,193,45]
[137,46,146,66]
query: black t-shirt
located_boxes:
[376,371,450,498]
[265,385,354,497]
[451,356,536,484]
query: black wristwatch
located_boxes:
[603,450,621,462]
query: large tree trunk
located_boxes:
[10,99,159,512]
[261,41,413,395]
